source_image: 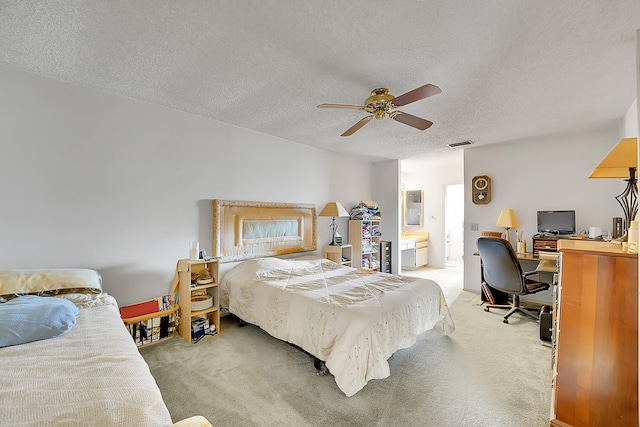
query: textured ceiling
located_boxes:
[2,1,640,162]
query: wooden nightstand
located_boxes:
[323,244,353,267]
[173,259,220,343]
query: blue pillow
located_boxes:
[0,295,79,347]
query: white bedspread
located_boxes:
[0,293,173,427]
[220,257,455,396]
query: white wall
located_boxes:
[463,126,627,300]
[3,62,635,308]
[401,150,465,268]
[622,98,639,137]
[0,65,373,306]
[372,160,401,274]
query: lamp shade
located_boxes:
[319,202,349,217]
[589,137,638,179]
[496,209,520,229]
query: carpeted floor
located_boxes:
[141,288,552,427]
[400,264,464,305]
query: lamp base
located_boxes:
[615,167,638,235]
[328,217,339,246]
[503,228,511,245]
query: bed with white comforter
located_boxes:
[0,292,174,427]
[220,257,455,397]
[0,269,187,427]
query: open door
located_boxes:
[445,184,464,268]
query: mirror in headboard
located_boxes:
[212,200,317,262]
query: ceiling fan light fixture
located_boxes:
[318,83,441,136]
[365,88,394,107]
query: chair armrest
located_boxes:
[523,270,552,290]
[523,270,549,284]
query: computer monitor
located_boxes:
[537,210,576,235]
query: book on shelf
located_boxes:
[134,320,150,346]
[150,317,161,342]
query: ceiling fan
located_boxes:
[317,83,441,136]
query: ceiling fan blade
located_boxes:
[341,116,373,136]
[318,103,366,110]
[390,111,433,130]
[390,84,442,107]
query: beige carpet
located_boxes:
[401,264,464,305]
[141,289,552,427]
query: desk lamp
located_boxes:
[319,201,349,245]
[496,209,520,246]
[589,137,638,240]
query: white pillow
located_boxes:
[0,269,102,297]
[228,257,327,278]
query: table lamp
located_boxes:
[496,209,520,246]
[319,201,349,245]
[589,137,638,240]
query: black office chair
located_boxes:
[476,236,550,323]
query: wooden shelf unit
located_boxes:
[174,258,220,344]
[532,235,560,254]
[349,219,381,271]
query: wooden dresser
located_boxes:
[551,240,638,426]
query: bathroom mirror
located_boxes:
[402,190,423,227]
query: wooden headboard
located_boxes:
[212,200,317,262]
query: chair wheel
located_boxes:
[503,319,509,324]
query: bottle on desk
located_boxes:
[189,241,200,260]
[515,230,526,253]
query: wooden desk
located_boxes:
[551,240,638,427]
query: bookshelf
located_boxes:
[349,219,381,271]
[174,258,220,343]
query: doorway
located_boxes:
[445,184,464,269]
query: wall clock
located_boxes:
[472,175,491,204]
